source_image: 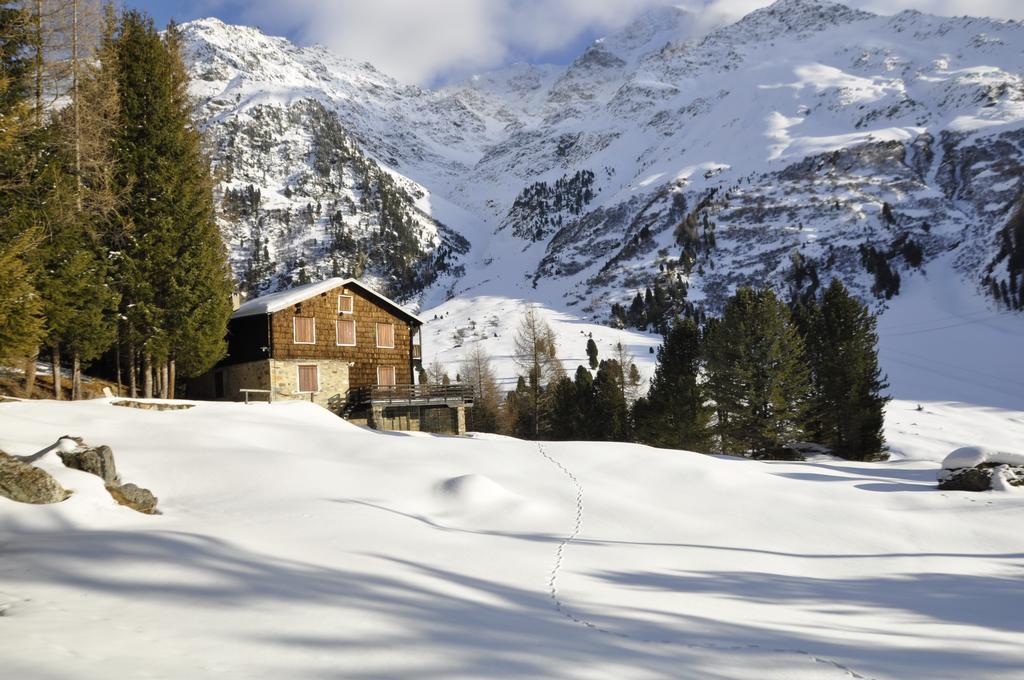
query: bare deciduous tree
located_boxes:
[512,307,563,438]
[460,342,501,432]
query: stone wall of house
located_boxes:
[189,359,272,401]
[270,359,349,407]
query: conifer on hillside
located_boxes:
[705,287,810,455]
[801,279,889,460]
[586,337,598,370]
[113,11,231,395]
[0,2,47,384]
[590,359,629,441]
[548,373,581,441]
[633,317,710,451]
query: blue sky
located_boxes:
[125,0,1024,85]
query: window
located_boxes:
[293,316,316,344]
[338,294,354,314]
[377,365,396,387]
[297,364,319,393]
[375,322,395,348]
[336,319,356,346]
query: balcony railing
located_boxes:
[345,383,474,408]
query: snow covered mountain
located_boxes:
[178,0,1024,326]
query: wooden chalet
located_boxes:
[189,278,474,434]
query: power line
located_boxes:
[880,309,1005,331]
[882,351,1024,400]
[883,314,1014,337]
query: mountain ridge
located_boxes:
[177,0,1024,323]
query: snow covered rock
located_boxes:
[938,446,1024,491]
[0,451,71,504]
[58,444,120,485]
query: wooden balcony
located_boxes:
[330,384,474,415]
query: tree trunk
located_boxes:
[143,352,152,399]
[160,362,169,399]
[115,336,122,396]
[168,359,176,399]
[128,341,137,398]
[154,361,162,398]
[72,352,81,400]
[51,345,61,400]
[23,351,38,398]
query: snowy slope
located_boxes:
[1,398,1022,679]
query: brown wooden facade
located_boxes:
[262,282,417,389]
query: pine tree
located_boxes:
[547,375,580,440]
[705,287,810,455]
[802,279,889,460]
[504,376,537,439]
[20,0,122,398]
[0,3,45,362]
[633,317,710,451]
[627,292,645,329]
[0,232,45,360]
[586,337,598,370]
[113,11,231,395]
[591,359,629,440]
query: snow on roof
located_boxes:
[231,278,423,324]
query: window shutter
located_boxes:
[298,365,319,392]
[337,319,356,346]
[294,317,316,344]
[376,322,394,348]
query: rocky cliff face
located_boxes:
[179,0,1024,316]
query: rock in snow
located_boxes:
[106,483,159,515]
[58,444,120,485]
[0,451,70,504]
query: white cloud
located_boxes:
[232,0,1024,85]
[238,0,672,84]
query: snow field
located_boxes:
[2,397,1022,679]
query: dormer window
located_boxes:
[338,294,354,314]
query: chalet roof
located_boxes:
[231,278,424,324]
